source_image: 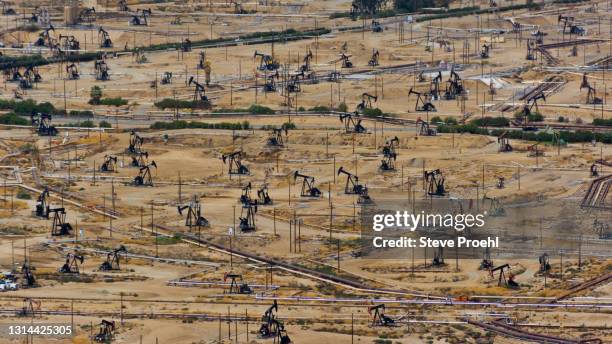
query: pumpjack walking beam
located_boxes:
[339,113,366,133]
[368,304,395,326]
[99,246,127,271]
[294,171,321,197]
[409,88,436,112]
[337,167,371,203]
[221,151,249,175]
[133,161,157,186]
[60,253,84,274]
[490,264,519,288]
[49,207,72,236]
[177,197,209,228]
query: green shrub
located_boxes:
[362,108,384,118]
[593,118,612,127]
[430,116,443,123]
[0,113,29,125]
[99,120,112,128]
[470,116,510,127]
[98,97,128,107]
[150,121,249,130]
[247,104,274,114]
[337,102,348,112]
[16,190,31,200]
[309,105,330,112]
[444,117,458,125]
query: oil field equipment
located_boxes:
[59,34,80,53]
[498,131,512,152]
[49,207,72,236]
[239,200,257,232]
[94,320,115,343]
[286,72,303,93]
[479,247,494,270]
[480,44,490,58]
[417,119,437,136]
[35,25,54,47]
[18,298,40,316]
[424,169,446,196]
[1,1,15,15]
[100,155,118,172]
[275,321,292,344]
[177,196,209,228]
[130,151,149,167]
[130,8,151,26]
[409,88,436,112]
[118,0,129,11]
[444,67,464,100]
[224,273,253,294]
[35,188,50,218]
[98,27,112,48]
[31,112,58,136]
[527,143,543,157]
[267,126,287,147]
[99,245,127,271]
[539,253,551,273]
[160,72,172,85]
[59,253,84,274]
[580,73,603,105]
[94,59,109,80]
[496,177,505,189]
[78,7,96,25]
[591,163,599,177]
[526,39,536,60]
[300,49,313,72]
[491,264,519,288]
[264,72,279,92]
[382,136,399,157]
[222,151,249,175]
[430,71,442,100]
[339,113,366,133]
[240,182,252,205]
[371,20,383,32]
[338,167,371,203]
[182,38,192,52]
[519,92,545,123]
[355,92,377,114]
[483,196,505,216]
[254,51,279,71]
[380,136,399,171]
[338,52,353,68]
[127,131,144,154]
[197,50,207,69]
[21,264,36,288]
[432,247,445,266]
[66,63,79,79]
[294,171,321,197]
[188,76,210,103]
[257,185,273,205]
[24,66,42,83]
[558,14,585,36]
[133,161,157,186]
[368,49,380,66]
[368,304,395,326]
[259,300,279,337]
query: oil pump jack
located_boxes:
[526,39,536,60]
[49,207,72,236]
[78,7,96,25]
[132,151,148,166]
[59,253,84,274]
[424,169,446,196]
[480,44,490,58]
[479,247,494,270]
[430,71,442,100]
[267,126,287,147]
[539,253,551,273]
[432,246,445,266]
[98,28,112,48]
[380,136,399,171]
[338,167,371,203]
[58,34,81,53]
[490,264,519,288]
[130,8,151,26]
[518,92,545,126]
[417,119,437,136]
[293,171,321,197]
[31,112,58,136]
[300,49,313,73]
[444,67,464,100]
[177,196,209,228]
[497,131,512,152]
[20,264,36,288]
[133,161,157,186]
[100,155,118,172]
[368,49,380,66]
[127,131,144,154]
[259,300,279,337]
[339,113,366,133]
[160,72,172,85]
[66,63,79,80]
[1,1,15,15]
[118,0,129,11]
[254,50,279,71]
[188,76,210,104]
[222,151,249,175]
[181,38,192,52]
[239,199,257,232]
[94,320,115,343]
[368,304,395,326]
[35,187,50,218]
[558,14,585,36]
[264,71,278,92]
[35,25,55,47]
[335,52,353,68]
[371,20,383,32]
[409,88,436,112]
[94,59,109,81]
[580,73,603,105]
[224,273,253,294]
[99,245,127,271]
[257,185,273,205]
[355,92,377,114]
[240,182,252,205]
